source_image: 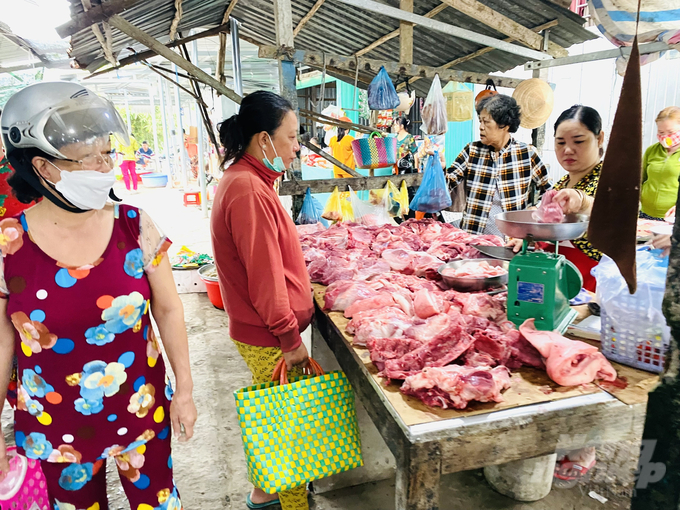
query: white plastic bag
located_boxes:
[349,186,395,226]
[421,75,448,135]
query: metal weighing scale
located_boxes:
[494,211,588,333]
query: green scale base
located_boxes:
[506,250,582,333]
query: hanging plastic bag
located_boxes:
[386,181,406,217]
[410,151,452,213]
[297,187,329,227]
[368,66,400,111]
[322,187,344,222]
[442,81,474,122]
[340,192,355,223]
[399,180,410,216]
[349,186,394,226]
[593,248,670,371]
[421,75,448,135]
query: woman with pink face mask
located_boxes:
[640,106,680,220]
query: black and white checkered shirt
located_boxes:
[446,139,551,234]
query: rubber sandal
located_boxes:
[246,494,281,509]
[553,457,596,489]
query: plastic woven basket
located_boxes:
[600,287,669,373]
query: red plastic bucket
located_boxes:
[198,264,224,310]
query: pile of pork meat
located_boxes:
[297,219,617,411]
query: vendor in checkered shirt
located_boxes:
[446,94,551,236]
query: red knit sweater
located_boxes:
[211,153,313,352]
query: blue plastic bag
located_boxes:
[297,187,329,227]
[368,66,400,111]
[409,152,452,213]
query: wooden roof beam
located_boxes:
[107,14,242,103]
[294,0,327,37]
[396,19,559,90]
[83,22,232,76]
[438,0,568,58]
[338,0,551,61]
[259,46,526,88]
[56,0,145,38]
[355,3,447,57]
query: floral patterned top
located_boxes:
[553,163,603,261]
[0,203,173,466]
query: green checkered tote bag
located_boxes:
[234,358,363,494]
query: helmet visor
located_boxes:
[40,95,129,159]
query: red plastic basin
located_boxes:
[198,264,224,309]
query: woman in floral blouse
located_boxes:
[0,82,196,510]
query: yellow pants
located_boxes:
[232,340,309,510]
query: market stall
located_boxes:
[311,284,651,510]
[294,207,666,509]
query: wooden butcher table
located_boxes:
[311,284,655,510]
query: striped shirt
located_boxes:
[446,139,551,234]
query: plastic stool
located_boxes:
[183,192,201,206]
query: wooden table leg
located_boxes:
[395,442,442,510]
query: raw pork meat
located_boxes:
[453,293,507,322]
[324,280,378,311]
[413,289,448,319]
[367,336,425,371]
[346,307,414,347]
[441,261,507,278]
[344,293,395,318]
[382,249,444,277]
[532,190,565,224]
[519,319,617,386]
[401,365,512,409]
[382,324,476,379]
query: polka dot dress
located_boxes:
[1,204,172,466]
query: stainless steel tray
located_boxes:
[494,211,589,241]
[438,259,509,292]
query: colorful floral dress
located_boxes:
[0,204,172,472]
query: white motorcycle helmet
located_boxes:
[1,81,129,212]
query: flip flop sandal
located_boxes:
[246,494,281,509]
[553,457,597,489]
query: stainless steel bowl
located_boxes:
[494,211,589,241]
[197,263,218,282]
[438,259,509,292]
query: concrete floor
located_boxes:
[2,184,640,510]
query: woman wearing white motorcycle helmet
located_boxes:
[0,82,196,510]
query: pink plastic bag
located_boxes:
[0,447,50,510]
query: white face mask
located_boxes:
[48,162,116,210]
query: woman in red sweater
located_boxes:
[210,91,312,510]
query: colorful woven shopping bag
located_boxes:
[234,358,363,494]
[351,132,398,169]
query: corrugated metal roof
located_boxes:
[0,21,70,70]
[67,0,596,94]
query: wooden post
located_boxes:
[395,443,442,510]
[356,3,447,57]
[107,14,242,104]
[272,0,299,110]
[259,46,527,89]
[400,0,414,65]
[630,189,680,508]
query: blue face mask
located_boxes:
[262,133,287,173]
